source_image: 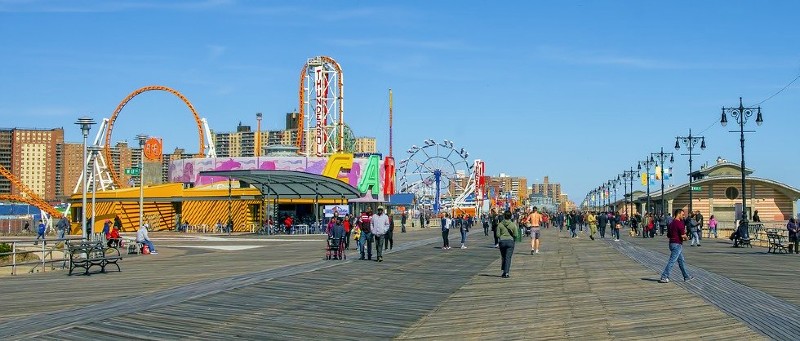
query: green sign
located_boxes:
[125,168,140,176]
[691,186,702,192]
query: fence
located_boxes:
[0,237,84,276]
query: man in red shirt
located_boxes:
[659,209,692,283]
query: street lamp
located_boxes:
[675,129,706,214]
[137,134,147,230]
[88,146,101,240]
[75,117,95,240]
[651,147,675,216]
[609,176,621,213]
[639,156,656,215]
[622,167,639,216]
[721,97,762,224]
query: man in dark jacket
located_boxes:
[598,211,608,239]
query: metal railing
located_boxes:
[0,237,84,276]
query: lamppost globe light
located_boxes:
[674,139,680,150]
[75,117,95,240]
[756,108,763,126]
[720,108,728,127]
[670,155,674,163]
[700,138,706,150]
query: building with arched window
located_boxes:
[636,159,800,228]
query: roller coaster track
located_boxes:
[0,164,63,218]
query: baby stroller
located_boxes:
[325,237,345,260]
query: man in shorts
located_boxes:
[527,206,543,254]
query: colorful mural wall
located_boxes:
[169,154,396,198]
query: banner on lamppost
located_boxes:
[664,167,672,180]
[655,166,662,180]
[641,173,647,186]
[649,172,656,186]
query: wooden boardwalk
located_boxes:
[0,227,794,340]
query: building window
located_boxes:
[725,187,739,200]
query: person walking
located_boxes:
[695,210,704,241]
[384,212,394,251]
[400,211,407,233]
[490,208,499,248]
[482,214,490,236]
[343,214,352,250]
[787,217,799,254]
[659,209,691,283]
[496,210,518,278]
[587,211,597,240]
[441,213,452,250]
[56,216,69,239]
[419,212,426,229]
[597,211,608,239]
[359,210,374,260]
[707,215,718,239]
[568,211,578,238]
[371,206,390,262]
[527,206,543,254]
[612,212,622,241]
[459,214,469,249]
[34,220,46,245]
[688,213,701,247]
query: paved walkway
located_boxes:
[0,227,796,340]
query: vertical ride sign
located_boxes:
[314,66,329,157]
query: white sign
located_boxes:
[324,205,349,218]
[314,66,327,157]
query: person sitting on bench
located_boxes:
[107,226,122,248]
[730,219,749,247]
[137,223,158,255]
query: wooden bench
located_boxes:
[766,230,789,254]
[67,241,123,276]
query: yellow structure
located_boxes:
[68,181,348,233]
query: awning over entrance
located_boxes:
[198,170,361,200]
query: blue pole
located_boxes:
[433,169,441,214]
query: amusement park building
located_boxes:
[67,152,393,232]
[633,160,800,225]
[0,127,64,201]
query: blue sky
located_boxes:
[2,0,799,203]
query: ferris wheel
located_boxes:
[398,139,472,213]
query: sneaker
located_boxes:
[614,239,620,242]
[684,276,694,282]
[150,252,158,255]
[494,244,499,248]
[378,257,383,262]
[697,245,701,247]
[535,249,539,254]
[590,235,595,240]
[531,250,534,255]
[461,245,467,249]
[658,278,670,283]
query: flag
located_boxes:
[641,173,647,186]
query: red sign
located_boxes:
[383,157,396,196]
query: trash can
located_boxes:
[515,227,524,242]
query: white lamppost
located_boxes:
[75,117,95,240]
[137,134,147,229]
[89,146,100,240]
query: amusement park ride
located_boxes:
[397,139,486,215]
[0,54,486,227]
